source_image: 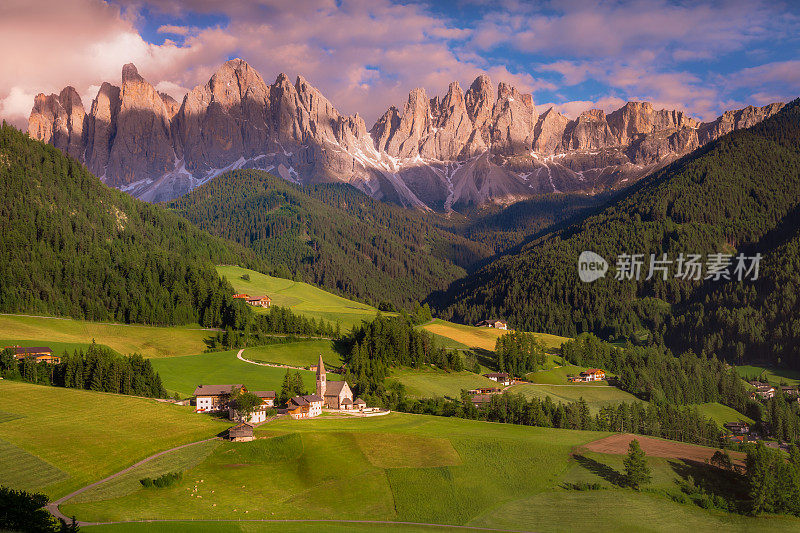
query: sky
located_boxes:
[1,0,799,130]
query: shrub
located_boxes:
[140,471,182,488]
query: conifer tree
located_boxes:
[623,439,651,490]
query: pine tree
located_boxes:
[623,439,651,490]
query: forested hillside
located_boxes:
[169,170,491,308]
[436,99,800,367]
[0,123,256,327]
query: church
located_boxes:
[316,354,366,411]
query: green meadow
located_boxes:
[0,381,228,499]
[692,402,754,427]
[242,340,342,368]
[0,315,210,358]
[506,382,642,412]
[525,364,601,384]
[217,266,381,331]
[387,368,501,399]
[736,364,800,386]
[419,318,570,352]
[150,348,342,398]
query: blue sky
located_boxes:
[2,0,799,127]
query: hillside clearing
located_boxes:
[242,340,341,369]
[419,319,569,352]
[387,368,500,399]
[692,402,754,427]
[506,382,641,412]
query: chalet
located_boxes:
[232,293,250,300]
[724,421,750,435]
[194,384,245,413]
[753,385,776,399]
[11,347,60,364]
[229,404,273,424]
[483,372,511,386]
[287,394,324,419]
[569,369,606,383]
[468,387,503,395]
[253,391,276,407]
[470,394,493,408]
[226,423,254,442]
[476,319,508,330]
[246,296,271,308]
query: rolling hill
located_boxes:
[169,169,491,308]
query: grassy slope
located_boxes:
[387,368,501,399]
[419,318,570,351]
[525,364,602,384]
[693,402,755,427]
[0,381,227,499]
[506,382,642,413]
[243,340,342,368]
[60,410,800,531]
[0,339,119,357]
[735,364,800,386]
[150,349,341,397]
[218,265,382,332]
[0,315,209,358]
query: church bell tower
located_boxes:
[316,353,326,398]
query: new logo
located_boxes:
[578,251,608,283]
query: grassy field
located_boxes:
[0,339,119,357]
[387,368,501,399]
[506,382,642,412]
[0,315,210,358]
[83,524,462,533]
[693,402,754,427]
[0,381,228,499]
[217,266,381,331]
[525,364,602,384]
[736,364,800,386]
[419,318,570,352]
[151,348,341,397]
[242,340,342,368]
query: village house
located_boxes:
[470,394,494,408]
[315,354,365,410]
[753,385,776,399]
[568,369,606,383]
[193,384,245,413]
[468,387,503,395]
[226,423,254,442]
[483,372,511,386]
[475,319,508,330]
[10,346,60,364]
[246,296,271,308]
[253,391,276,407]
[724,421,751,435]
[287,394,324,419]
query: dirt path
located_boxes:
[578,433,745,467]
[46,437,219,524]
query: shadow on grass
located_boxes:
[572,454,627,487]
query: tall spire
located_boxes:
[316,353,326,398]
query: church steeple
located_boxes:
[316,353,326,398]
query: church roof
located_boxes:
[324,381,347,396]
[341,397,352,405]
[354,398,366,405]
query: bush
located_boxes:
[564,481,603,491]
[140,471,182,488]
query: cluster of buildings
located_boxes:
[194,355,368,429]
[567,369,606,383]
[232,293,272,308]
[475,319,508,330]
[482,372,512,386]
[468,386,503,408]
[4,346,61,364]
[747,380,799,401]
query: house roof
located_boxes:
[253,391,276,398]
[302,394,323,403]
[247,296,270,301]
[471,394,493,403]
[228,423,253,436]
[584,369,605,374]
[289,396,309,406]
[341,398,353,405]
[232,294,249,299]
[483,373,509,378]
[194,384,243,396]
[14,347,52,355]
[354,398,366,405]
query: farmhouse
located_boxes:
[483,372,511,386]
[253,390,276,407]
[246,296,271,308]
[568,369,606,383]
[476,319,508,330]
[470,394,493,408]
[316,354,362,410]
[468,387,503,395]
[287,394,324,419]
[194,384,245,413]
[226,423,254,442]
[11,346,60,364]
[753,385,776,399]
[724,421,750,435]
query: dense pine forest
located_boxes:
[0,124,258,327]
[435,99,800,369]
[168,169,491,308]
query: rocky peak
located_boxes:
[385,87,432,158]
[533,107,570,154]
[121,63,143,84]
[465,74,494,128]
[490,82,536,155]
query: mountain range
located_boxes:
[28,59,784,210]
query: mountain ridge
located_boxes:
[29,58,783,210]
